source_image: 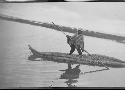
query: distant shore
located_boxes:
[0,14,125,44]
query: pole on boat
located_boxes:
[82,49,109,69]
[52,22,91,56]
[52,22,67,36]
[52,22,109,69]
[83,49,91,56]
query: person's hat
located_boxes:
[77,29,83,34]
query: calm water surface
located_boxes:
[0,20,125,88]
[0,3,125,87]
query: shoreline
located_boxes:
[0,14,125,44]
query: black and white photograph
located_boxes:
[0,2,125,88]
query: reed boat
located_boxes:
[28,45,125,68]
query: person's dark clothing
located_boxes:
[66,34,83,55]
[69,44,82,55]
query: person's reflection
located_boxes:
[59,63,81,87]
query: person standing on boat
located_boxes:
[66,29,84,56]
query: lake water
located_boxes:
[0,19,125,88]
[0,3,125,88]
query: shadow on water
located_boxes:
[27,52,111,87]
[28,53,110,87]
[27,45,125,87]
[59,63,81,87]
[28,53,81,87]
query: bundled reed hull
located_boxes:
[28,45,125,68]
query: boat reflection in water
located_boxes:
[27,45,125,87]
[28,53,81,87]
[59,63,81,87]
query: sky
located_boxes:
[0,3,125,36]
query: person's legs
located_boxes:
[69,44,75,55]
[81,42,84,52]
[76,46,82,55]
